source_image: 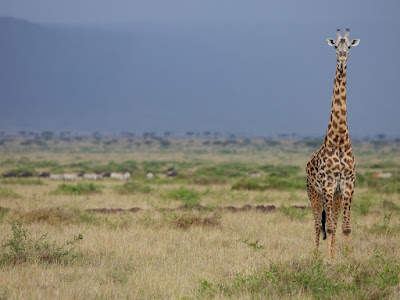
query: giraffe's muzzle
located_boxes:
[338,56,347,61]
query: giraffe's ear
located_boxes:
[350,39,360,47]
[326,38,336,46]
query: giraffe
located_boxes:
[306,28,360,258]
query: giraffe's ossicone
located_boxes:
[306,28,360,258]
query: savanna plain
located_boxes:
[0,136,399,299]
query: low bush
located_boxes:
[164,187,201,209]
[0,220,82,265]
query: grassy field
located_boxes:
[0,137,399,299]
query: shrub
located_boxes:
[164,187,201,209]
[0,220,82,265]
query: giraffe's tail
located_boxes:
[321,209,327,240]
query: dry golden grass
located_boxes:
[0,138,399,299]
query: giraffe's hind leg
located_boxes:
[331,194,343,258]
[307,182,323,251]
[342,187,354,247]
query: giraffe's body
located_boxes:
[306,29,359,257]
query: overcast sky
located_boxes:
[1,0,399,26]
[1,1,399,137]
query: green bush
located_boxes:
[164,187,201,209]
[0,220,82,265]
[52,183,102,195]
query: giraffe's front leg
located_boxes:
[307,180,323,252]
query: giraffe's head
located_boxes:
[327,28,360,68]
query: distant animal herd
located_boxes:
[1,171,132,181]
[0,170,175,181]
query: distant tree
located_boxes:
[160,139,171,148]
[203,131,211,137]
[120,131,135,138]
[376,133,386,140]
[186,131,194,137]
[163,131,172,137]
[278,133,289,139]
[18,130,26,137]
[41,131,54,140]
[92,131,102,139]
[143,132,156,139]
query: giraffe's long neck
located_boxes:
[324,63,350,148]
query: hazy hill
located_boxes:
[0,17,398,137]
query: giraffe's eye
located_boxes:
[334,46,337,49]
[348,46,351,49]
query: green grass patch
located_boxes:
[368,212,400,235]
[0,178,44,185]
[115,182,152,194]
[279,204,307,220]
[352,193,373,216]
[197,254,400,299]
[52,183,103,195]
[0,187,22,199]
[232,179,266,191]
[260,164,300,177]
[357,173,400,194]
